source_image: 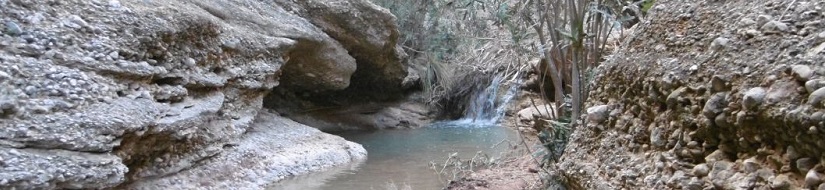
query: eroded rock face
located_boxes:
[264,0,411,117]
[0,0,399,189]
[125,111,366,190]
[275,0,408,96]
[260,0,421,132]
[286,101,432,131]
[559,0,825,189]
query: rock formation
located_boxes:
[0,0,406,189]
[561,0,825,189]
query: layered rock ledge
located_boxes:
[0,0,405,189]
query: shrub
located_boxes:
[372,0,527,118]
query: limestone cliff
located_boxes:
[562,0,825,189]
[0,0,406,189]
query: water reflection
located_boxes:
[269,125,520,190]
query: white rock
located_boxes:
[586,105,610,123]
[761,20,789,33]
[693,163,709,177]
[806,170,823,187]
[792,65,814,82]
[742,87,767,110]
[809,87,825,106]
[743,157,759,172]
[109,0,122,9]
[710,37,730,51]
[806,79,825,94]
[183,57,197,67]
[756,15,773,26]
[108,51,119,59]
[517,104,556,121]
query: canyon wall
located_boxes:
[0,0,408,189]
[564,0,825,189]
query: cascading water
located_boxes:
[437,74,521,127]
[272,73,524,190]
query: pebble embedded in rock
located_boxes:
[689,65,699,72]
[685,177,703,190]
[69,15,89,28]
[797,157,816,173]
[4,21,22,36]
[687,141,699,148]
[223,39,240,50]
[587,105,609,123]
[693,163,709,177]
[742,87,767,110]
[786,146,801,160]
[812,111,825,122]
[715,114,732,128]
[650,127,666,148]
[808,87,825,106]
[705,149,728,163]
[703,93,726,120]
[667,87,687,109]
[806,170,823,187]
[817,31,825,44]
[108,51,119,59]
[743,157,760,172]
[772,174,792,189]
[792,65,814,82]
[761,20,789,34]
[806,79,825,94]
[710,37,730,51]
[711,75,729,93]
[109,0,122,9]
[740,18,756,26]
[0,101,18,117]
[183,57,197,67]
[745,29,760,37]
[756,15,773,26]
[819,183,825,190]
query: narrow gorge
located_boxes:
[3,0,825,190]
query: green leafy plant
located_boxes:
[371,0,642,187]
[641,0,656,13]
[511,0,624,188]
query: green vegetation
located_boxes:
[372,0,652,188]
[371,0,526,119]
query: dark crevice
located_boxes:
[113,126,209,188]
[211,67,226,75]
[152,76,186,86]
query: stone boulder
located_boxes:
[516,104,557,123]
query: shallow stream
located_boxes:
[271,75,524,190]
[270,120,521,190]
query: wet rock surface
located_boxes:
[559,0,825,189]
[0,0,404,189]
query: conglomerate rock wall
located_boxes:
[563,0,825,189]
[0,0,407,189]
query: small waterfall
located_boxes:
[437,74,521,128]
